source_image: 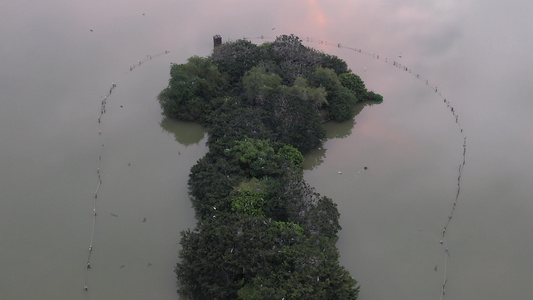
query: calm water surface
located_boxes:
[1,1,532,299]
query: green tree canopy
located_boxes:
[277,144,304,170]
[320,52,350,75]
[308,67,358,121]
[339,72,367,98]
[242,67,282,106]
[177,213,358,300]
[266,34,323,85]
[228,137,279,178]
[157,34,383,299]
[157,56,226,120]
[212,39,260,91]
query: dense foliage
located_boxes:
[158,34,382,299]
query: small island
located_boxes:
[158,34,382,299]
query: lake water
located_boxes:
[1,1,532,299]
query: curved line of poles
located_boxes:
[242,33,467,298]
[82,33,466,298]
[83,50,170,292]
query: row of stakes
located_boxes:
[84,50,170,292]
[220,34,468,298]
[83,81,115,292]
[293,36,468,299]
[190,34,469,298]
[85,34,467,297]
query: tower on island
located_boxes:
[213,35,222,48]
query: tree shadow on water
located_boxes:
[160,117,206,146]
[304,101,379,170]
